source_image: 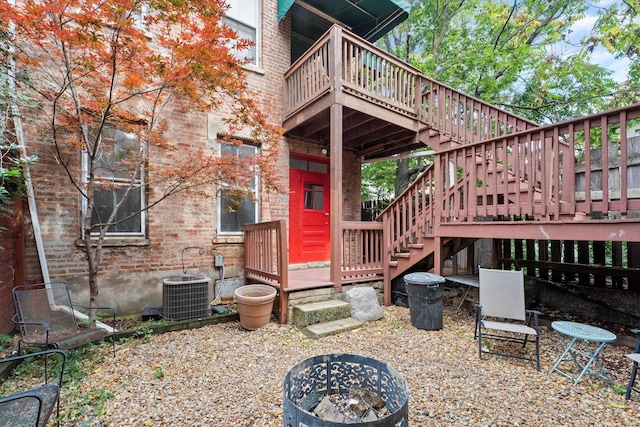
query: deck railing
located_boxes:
[438,103,640,222]
[243,220,288,289]
[340,221,384,281]
[378,166,436,257]
[284,37,331,117]
[419,79,538,145]
[284,25,538,148]
[380,104,640,261]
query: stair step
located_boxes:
[291,299,351,328]
[407,243,423,249]
[303,317,364,339]
[395,252,411,258]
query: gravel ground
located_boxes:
[64,305,640,426]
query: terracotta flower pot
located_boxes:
[234,284,277,330]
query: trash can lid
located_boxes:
[404,272,445,284]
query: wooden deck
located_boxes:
[287,267,333,291]
[283,25,537,161]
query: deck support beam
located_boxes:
[328,27,343,293]
[330,103,343,292]
[433,236,442,275]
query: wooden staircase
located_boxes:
[379,103,640,283]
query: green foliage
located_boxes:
[361,152,430,202]
[612,383,627,395]
[132,321,164,340]
[62,386,115,423]
[0,33,37,224]
[0,142,36,216]
[0,333,11,351]
[0,347,116,424]
[361,161,396,202]
[153,366,165,379]
[366,0,637,199]
[588,0,640,105]
[58,347,114,422]
[382,0,626,123]
[132,324,154,341]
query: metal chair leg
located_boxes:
[626,361,638,400]
[478,324,483,360]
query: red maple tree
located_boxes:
[1,0,283,315]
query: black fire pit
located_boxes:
[283,353,409,426]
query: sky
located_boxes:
[564,0,631,83]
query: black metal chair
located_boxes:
[625,329,640,400]
[0,349,67,427]
[12,282,116,356]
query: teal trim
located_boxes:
[278,0,295,21]
[286,0,411,59]
[389,0,411,13]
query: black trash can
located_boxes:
[404,272,445,330]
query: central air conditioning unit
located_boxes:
[162,275,211,321]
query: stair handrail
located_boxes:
[418,76,539,148]
[377,164,436,261]
[379,103,640,273]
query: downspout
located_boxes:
[13,107,51,284]
[7,0,51,285]
[7,2,114,332]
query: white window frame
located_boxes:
[216,140,260,235]
[222,0,261,70]
[132,3,150,30]
[82,125,147,239]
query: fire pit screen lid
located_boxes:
[283,353,409,426]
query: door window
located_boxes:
[304,183,324,210]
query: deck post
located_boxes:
[433,236,442,275]
[328,27,344,293]
[382,214,391,306]
[277,219,289,324]
[330,103,343,292]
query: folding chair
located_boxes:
[0,349,66,427]
[13,282,116,356]
[625,329,640,400]
[475,268,540,371]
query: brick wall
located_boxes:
[20,0,293,314]
[342,150,362,221]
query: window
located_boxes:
[223,0,260,67]
[218,142,258,234]
[304,183,324,210]
[132,3,150,30]
[84,126,146,237]
[291,157,328,173]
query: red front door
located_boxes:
[289,161,330,263]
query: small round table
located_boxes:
[550,321,617,386]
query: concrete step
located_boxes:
[303,317,364,339]
[291,299,351,328]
